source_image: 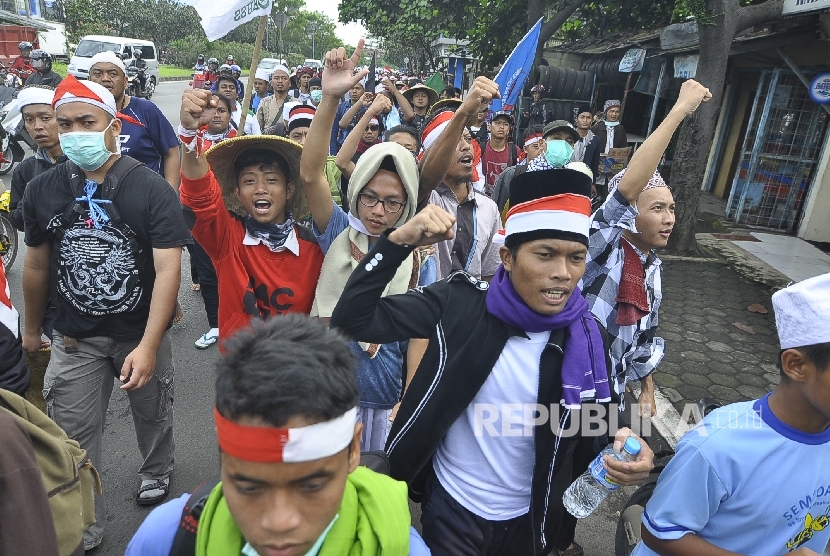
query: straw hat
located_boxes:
[204,135,309,220]
[403,84,438,107]
[428,97,462,116]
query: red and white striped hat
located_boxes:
[53,74,116,117]
[287,104,315,132]
[420,109,454,153]
[502,167,594,248]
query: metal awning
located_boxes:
[0,10,55,31]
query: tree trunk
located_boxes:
[531,0,591,69]
[667,0,783,254]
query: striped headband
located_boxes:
[421,109,454,153]
[214,407,357,463]
[607,168,667,197]
[524,133,543,147]
[368,117,379,127]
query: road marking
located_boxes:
[628,383,690,448]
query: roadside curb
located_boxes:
[696,233,790,290]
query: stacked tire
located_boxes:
[581,56,626,83]
[530,65,595,123]
[537,65,594,101]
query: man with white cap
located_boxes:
[10,85,65,234]
[20,75,192,549]
[632,272,830,556]
[581,80,712,427]
[256,64,291,132]
[9,85,65,343]
[250,66,271,113]
[88,51,181,190]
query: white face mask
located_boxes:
[58,119,119,171]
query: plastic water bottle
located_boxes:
[562,437,642,518]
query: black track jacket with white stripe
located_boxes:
[331,232,618,555]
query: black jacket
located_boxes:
[590,122,628,153]
[10,152,67,231]
[24,70,62,87]
[577,133,603,180]
[331,233,616,555]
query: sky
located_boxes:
[303,0,367,47]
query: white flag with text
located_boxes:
[184,0,272,41]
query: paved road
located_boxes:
[1,80,656,555]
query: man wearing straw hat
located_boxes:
[178,89,324,345]
[402,83,438,136]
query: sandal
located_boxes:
[195,330,219,349]
[559,542,585,556]
[136,477,169,506]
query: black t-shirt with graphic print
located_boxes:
[23,158,192,341]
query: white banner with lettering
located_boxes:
[619,48,646,73]
[183,0,272,41]
[783,0,830,16]
[674,55,699,79]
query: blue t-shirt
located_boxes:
[126,493,431,555]
[633,394,830,556]
[314,202,436,408]
[119,97,178,176]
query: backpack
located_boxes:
[168,451,391,556]
[0,390,101,556]
[53,156,143,257]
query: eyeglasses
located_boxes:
[367,125,380,131]
[358,193,405,213]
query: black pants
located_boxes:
[190,240,218,329]
[420,470,535,556]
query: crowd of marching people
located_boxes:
[0,39,828,556]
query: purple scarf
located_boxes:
[485,265,611,409]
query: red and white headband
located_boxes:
[214,407,356,463]
[420,109,454,153]
[53,74,116,117]
[524,133,543,147]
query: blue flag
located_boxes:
[490,17,542,115]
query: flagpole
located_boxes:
[239,14,268,132]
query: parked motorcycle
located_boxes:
[0,85,31,176]
[126,66,155,100]
[0,189,18,270]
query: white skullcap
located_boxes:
[565,161,593,180]
[255,67,271,82]
[271,64,289,77]
[772,272,830,349]
[89,51,126,75]
[18,86,55,109]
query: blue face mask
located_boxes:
[605,120,620,127]
[310,89,323,103]
[59,119,118,171]
[544,139,574,168]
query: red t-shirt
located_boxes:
[483,142,510,196]
[180,172,323,346]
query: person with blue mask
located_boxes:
[20,75,192,549]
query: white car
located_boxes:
[68,35,160,87]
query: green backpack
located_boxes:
[0,390,101,556]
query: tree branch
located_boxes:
[737,0,784,34]
[539,0,590,43]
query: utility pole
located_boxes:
[307,21,318,59]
